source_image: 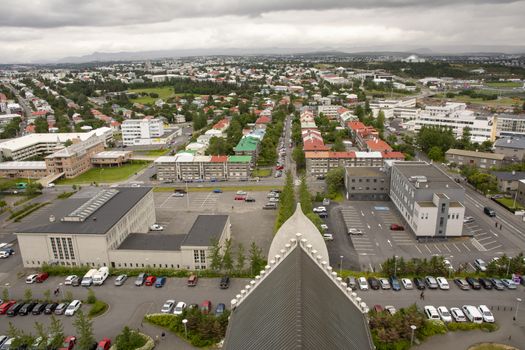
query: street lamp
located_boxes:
[514,298,522,321]
[58,282,64,300]
[182,319,188,338]
[394,255,399,278]
[339,255,344,275]
[410,325,417,346]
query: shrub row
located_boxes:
[9,202,40,219]
[12,202,49,222]
[57,191,75,199]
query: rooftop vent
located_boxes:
[62,189,119,222]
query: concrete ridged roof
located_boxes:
[268,203,329,263]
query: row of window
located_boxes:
[50,237,75,261]
[350,178,386,183]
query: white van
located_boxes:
[462,305,483,324]
[92,267,109,286]
[81,269,98,287]
[424,305,440,320]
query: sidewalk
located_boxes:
[138,323,197,350]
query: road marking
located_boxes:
[432,244,441,253]
[159,195,172,208]
[378,224,382,229]
[361,211,365,216]
[487,244,503,251]
[425,245,432,254]
[414,245,423,254]
[498,217,522,234]
[443,244,452,253]
[477,236,492,242]
[470,238,487,252]
[387,240,392,247]
[462,242,471,252]
[468,262,476,271]
[367,224,371,229]
[453,243,461,252]
[489,230,499,237]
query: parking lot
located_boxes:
[324,200,525,272]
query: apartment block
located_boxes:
[390,162,465,237]
[494,136,525,161]
[517,180,525,207]
[121,118,165,146]
[344,167,390,200]
[91,151,132,167]
[0,161,48,179]
[305,151,404,176]
[445,149,505,169]
[495,114,525,137]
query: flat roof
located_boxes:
[118,233,186,251]
[0,161,47,170]
[181,215,229,246]
[417,201,436,207]
[92,151,132,158]
[345,167,387,177]
[445,148,505,160]
[393,162,462,190]
[17,187,152,235]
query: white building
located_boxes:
[495,114,525,137]
[121,118,165,146]
[317,105,341,119]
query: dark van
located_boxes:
[484,207,496,217]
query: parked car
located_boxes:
[0,248,15,258]
[478,305,495,323]
[454,278,470,290]
[347,228,363,235]
[215,303,226,316]
[450,307,467,322]
[236,191,247,195]
[401,278,413,290]
[388,276,401,291]
[96,338,111,350]
[245,197,256,202]
[373,305,384,313]
[474,259,487,272]
[64,275,79,286]
[7,303,24,316]
[161,300,175,314]
[413,277,426,290]
[114,274,128,286]
[462,305,483,324]
[44,303,58,315]
[322,198,330,206]
[358,277,368,290]
[173,301,186,315]
[490,278,505,290]
[36,272,49,283]
[479,278,493,290]
[385,305,397,315]
[466,277,481,290]
[219,276,230,289]
[436,277,450,290]
[463,216,475,224]
[19,302,38,316]
[59,336,76,350]
[313,206,327,213]
[443,259,454,271]
[55,303,69,315]
[64,300,81,316]
[0,301,16,315]
[172,192,184,197]
[200,300,212,315]
[135,273,148,286]
[424,306,440,320]
[234,195,246,200]
[0,337,8,349]
[323,233,334,241]
[379,278,391,290]
[26,274,38,284]
[320,224,328,231]
[318,212,328,218]
[155,277,166,288]
[1,338,14,350]
[345,276,357,289]
[425,276,438,289]
[501,278,518,289]
[437,306,452,322]
[187,274,198,287]
[367,277,380,290]
[149,224,164,231]
[144,276,156,286]
[263,203,277,210]
[390,224,404,231]
[32,303,47,315]
[213,189,223,193]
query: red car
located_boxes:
[390,224,405,231]
[145,276,156,286]
[200,300,212,315]
[234,195,246,200]
[59,336,76,350]
[36,272,49,283]
[0,300,16,314]
[96,338,111,350]
[275,165,284,171]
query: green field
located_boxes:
[135,149,170,157]
[496,197,524,210]
[128,87,176,104]
[252,168,272,177]
[437,94,522,107]
[485,81,523,88]
[56,161,151,185]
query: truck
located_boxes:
[81,269,98,287]
[92,267,109,286]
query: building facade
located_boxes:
[390,162,465,237]
[121,118,165,146]
[494,136,525,161]
[344,167,390,200]
[0,161,48,179]
[305,151,404,176]
[495,114,525,137]
[445,149,505,169]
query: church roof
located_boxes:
[223,233,374,350]
[268,203,329,263]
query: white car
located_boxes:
[437,306,452,322]
[385,305,396,315]
[463,216,474,224]
[172,192,184,197]
[47,183,55,188]
[436,277,450,290]
[474,258,487,272]
[173,301,187,315]
[478,305,494,323]
[323,233,334,241]
[149,224,164,231]
[161,300,175,314]
[236,191,247,195]
[26,274,38,284]
[379,278,391,290]
[358,277,368,290]
[443,259,454,271]
[424,305,440,320]
[450,307,466,322]
[64,275,78,285]
[320,224,328,231]
[348,228,364,235]
[64,300,81,316]
[313,206,327,213]
[322,198,330,206]
[401,278,413,289]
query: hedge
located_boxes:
[9,202,40,219]
[12,202,50,222]
[88,300,108,317]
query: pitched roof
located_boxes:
[366,139,393,152]
[491,171,525,181]
[445,148,505,160]
[494,136,525,150]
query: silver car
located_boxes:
[115,274,128,286]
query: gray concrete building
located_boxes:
[517,180,525,207]
[390,162,465,237]
[445,149,505,169]
[494,136,525,162]
[344,167,390,200]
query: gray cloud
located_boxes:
[0,0,522,28]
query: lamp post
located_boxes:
[514,298,522,321]
[394,255,399,278]
[339,255,343,275]
[182,319,188,338]
[59,282,64,300]
[410,325,417,346]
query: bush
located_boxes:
[88,300,108,317]
[419,320,447,339]
[86,289,97,304]
[115,327,148,350]
[12,202,49,222]
[57,191,75,199]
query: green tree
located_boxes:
[48,316,64,350]
[115,327,145,350]
[73,310,95,350]
[86,289,96,304]
[2,288,9,301]
[43,289,51,303]
[275,171,296,230]
[375,110,385,132]
[235,243,246,272]
[222,239,234,272]
[34,117,49,133]
[298,176,313,214]
[331,135,345,152]
[292,145,305,171]
[325,167,345,197]
[249,242,266,276]
[209,239,223,272]
[64,290,73,302]
[417,125,455,154]
[25,182,43,196]
[24,288,33,302]
[427,146,444,161]
[34,322,48,350]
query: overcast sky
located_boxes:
[1,0,524,63]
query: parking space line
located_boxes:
[477,236,492,242]
[453,243,461,252]
[424,245,432,254]
[414,245,423,254]
[432,244,441,253]
[443,244,452,253]
[487,244,503,251]
[470,238,487,252]
[462,242,471,252]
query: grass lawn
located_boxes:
[496,197,524,210]
[154,185,282,193]
[135,149,170,157]
[128,87,176,104]
[252,168,272,177]
[442,95,521,107]
[56,161,151,185]
[485,81,523,88]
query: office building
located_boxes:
[495,114,525,137]
[121,118,165,146]
[344,167,390,200]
